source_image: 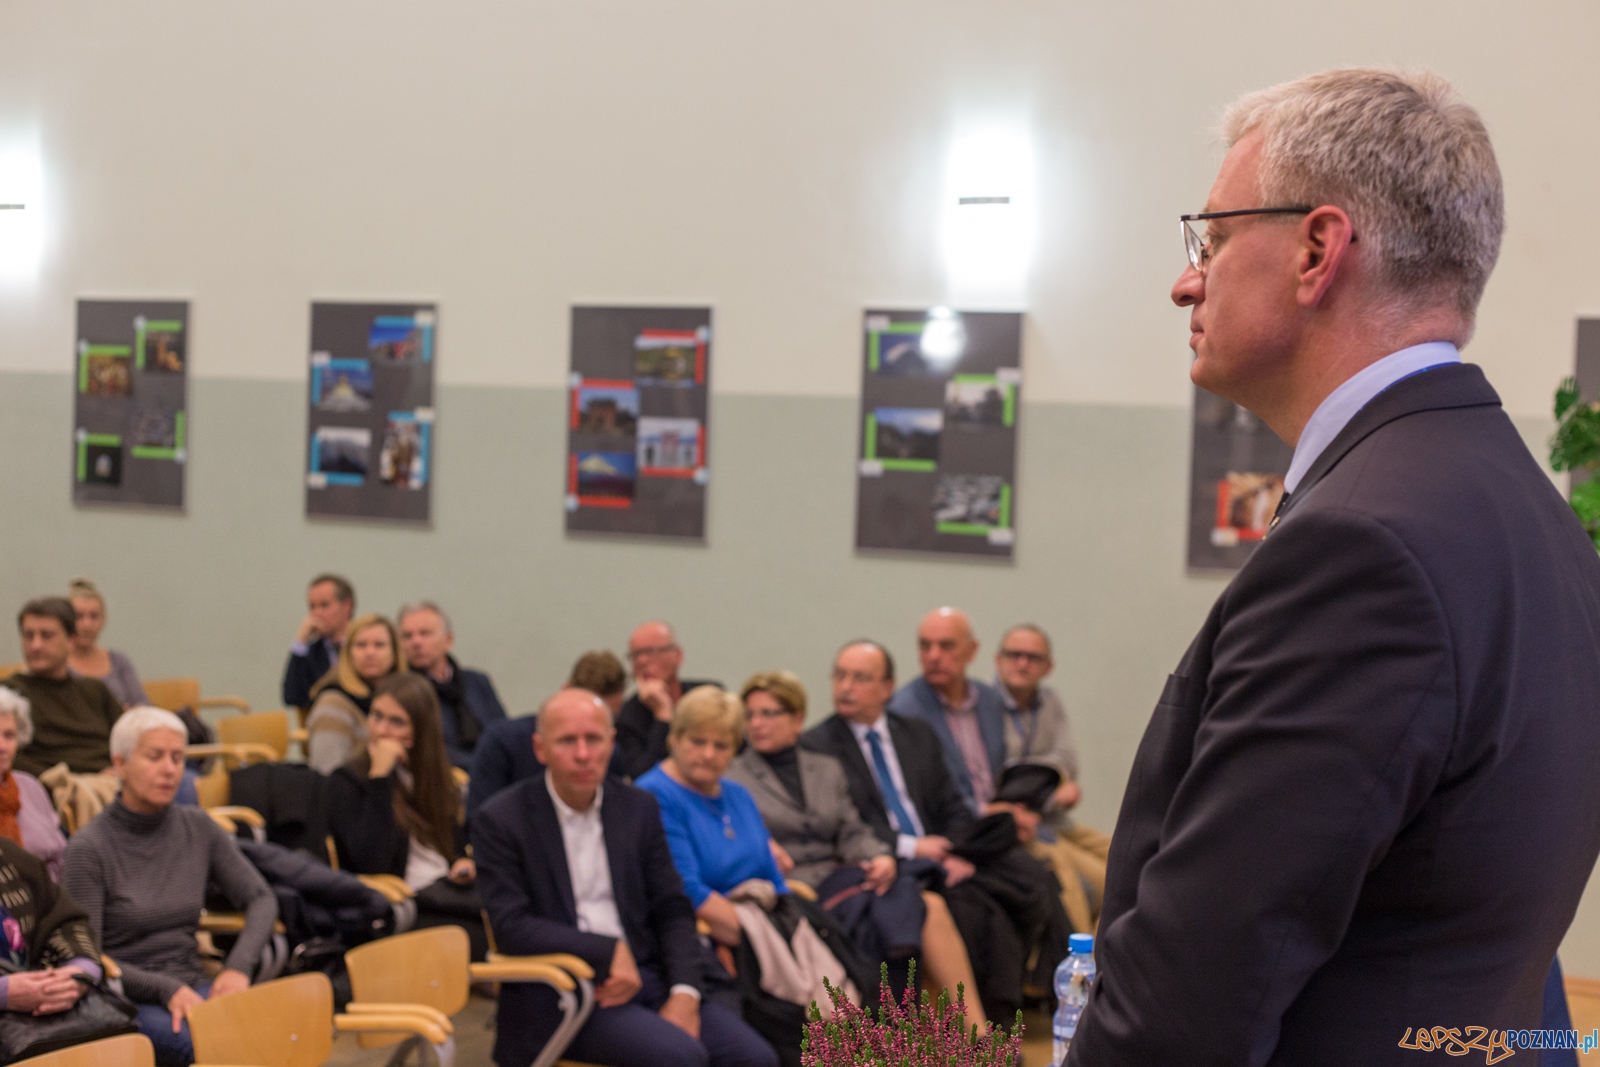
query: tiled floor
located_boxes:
[326,999,1055,1067]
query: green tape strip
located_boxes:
[143,320,181,331]
[83,345,129,355]
[76,434,121,481]
[75,440,85,481]
[884,323,922,333]
[175,411,186,450]
[999,483,1012,528]
[880,459,936,472]
[1003,384,1015,427]
[864,413,877,460]
[130,447,176,460]
[868,331,880,372]
[936,522,992,536]
[951,374,996,383]
[84,434,121,445]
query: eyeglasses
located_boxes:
[745,706,797,721]
[628,643,678,660]
[831,669,885,687]
[998,648,1049,665]
[1180,207,1312,274]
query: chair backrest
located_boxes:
[194,762,230,808]
[218,710,291,760]
[0,663,22,682]
[1566,975,1600,1037]
[188,972,334,1067]
[142,677,200,713]
[13,1033,154,1067]
[346,925,472,1018]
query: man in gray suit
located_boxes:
[1070,69,1600,1066]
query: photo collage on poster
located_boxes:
[72,299,189,509]
[1185,385,1293,571]
[855,308,1022,559]
[565,306,711,540]
[305,302,436,523]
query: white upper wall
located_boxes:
[0,0,1594,414]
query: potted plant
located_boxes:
[803,965,1024,1067]
[1550,376,1600,549]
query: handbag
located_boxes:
[0,965,138,1061]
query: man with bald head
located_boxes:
[474,689,776,1067]
[613,621,720,779]
[887,609,1008,817]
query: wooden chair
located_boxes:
[183,742,280,769]
[188,971,447,1067]
[324,834,417,931]
[143,677,250,718]
[1566,975,1600,1036]
[12,1033,155,1067]
[345,925,596,1067]
[0,663,22,682]
[216,711,294,761]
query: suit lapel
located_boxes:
[885,714,929,821]
[739,751,802,815]
[1283,363,1500,523]
[598,786,635,935]
[527,775,578,924]
[828,716,889,825]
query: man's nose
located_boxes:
[1172,265,1203,307]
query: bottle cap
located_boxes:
[1069,934,1095,955]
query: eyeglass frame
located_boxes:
[1180,206,1314,274]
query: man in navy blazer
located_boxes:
[1069,70,1600,1066]
[474,688,776,1067]
[887,609,1011,820]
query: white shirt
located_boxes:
[849,717,926,858]
[545,777,701,1003]
[1285,341,1461,493]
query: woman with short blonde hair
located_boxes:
[666,684,745,747]
[305,614,406,773]
[66,578,147,708]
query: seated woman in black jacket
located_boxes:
[325,673,484,958]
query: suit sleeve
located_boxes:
[471,801,618,979]
[831,763,891,864]
[615,700,670,780]
[902,720,976,842]
[1067,510,1456,1067]
[470,673,509,725]
[326,771,409,877]
[637,793,704,992]
[467,729,515,824]
[282,649,319,710]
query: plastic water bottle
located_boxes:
[1052,933,1095,1066]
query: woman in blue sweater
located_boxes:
[635,686,788,949]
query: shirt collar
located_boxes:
[1284,341,1461,493]
[935,679,978,715]
[996,682,1038,713]
[546,775,603,821]
[848,716,886,743]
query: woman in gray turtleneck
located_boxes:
[62,707,276,1067]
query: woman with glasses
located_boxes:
[726,671,987,1035]
[305,614,406,774]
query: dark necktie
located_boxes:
[866,729,918,837]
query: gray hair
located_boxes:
[397,601,452,635]
[0,689,34,746]
[109,706,189,762]
[999,623,1053,658]
[1221,68,1503,324]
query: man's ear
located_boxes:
[1296,205,1356,308]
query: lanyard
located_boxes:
[1006,705,1040,757]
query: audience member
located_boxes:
[63,707,277,1067]
[0,834,101,1019]
[304,614,404,774]
[0,689,68,878]
[615,622,718,779]
[993,624,1109,933]
[66,578,146,708]
[398,602,508,769]
[4,598,122,776]
[887,609,1007,817]
[727,671,985,1034]
[281,574,356,711]
[467,650,624,823]
[802,641,1063,1025]
[474,688,777,1067]
[325,674,484,958]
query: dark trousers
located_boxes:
[817,865,926,968]
[136,978,210,1066]
[496,963,778,1067]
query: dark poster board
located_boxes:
[304,301,436,523]
[1185,385,1293,572]
[73,299,189,510]
[564,306,712,540]
[854,308,1021,559]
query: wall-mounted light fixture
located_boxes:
[940,123,1036,303]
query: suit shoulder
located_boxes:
[796,748,848,783]
[477,775,547,827]
[801,715,849,751]
[482,715,538,744]
[886,710,938,743]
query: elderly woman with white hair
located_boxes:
[0,689,67,878]
[62,706,276,1067]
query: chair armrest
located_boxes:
[185,743,279,766]
[786,880,818,902]
[200,911,286,936]
[484,952,596,981]
[344,1001,453,1034]
[470,960,577,989]
[209,806,266,829]
[206,812,237,834]
[101,955,121,980]
[357,874,414,903]
[289,728,309,743]
[197,696,251,714]
[334,1011,449,1046]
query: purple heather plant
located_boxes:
[802,962,1024,1067]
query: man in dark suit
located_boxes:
[397,601,508,769]
[1069,69,1600,1066]
[803,640,1063,1024]
[280,574,354,710]
[612,621,719,779]
[474,688,776,1067]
